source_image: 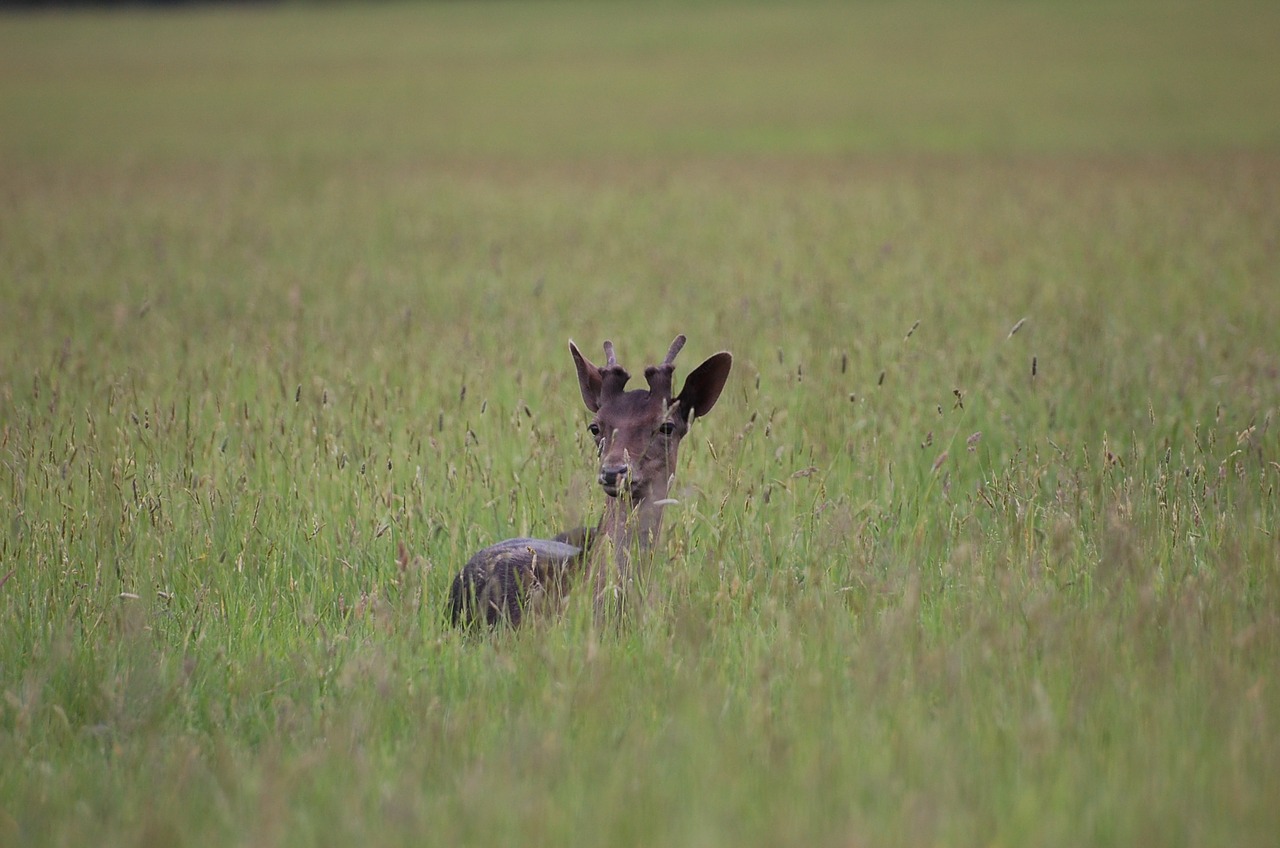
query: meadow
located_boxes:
[2,1,1279,846]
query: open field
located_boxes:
[2,2,1279,846]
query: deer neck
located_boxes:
[595,487,667,554]
[587,479,670,610]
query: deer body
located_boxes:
[448,335,732,628]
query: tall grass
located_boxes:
[2,2,1279,846]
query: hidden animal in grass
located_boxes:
[448,334,732,628]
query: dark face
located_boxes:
[588,390,688,500]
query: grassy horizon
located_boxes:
[3,0,1280,164]
[2,2,1279,846]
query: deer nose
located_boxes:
[598,464,629,490]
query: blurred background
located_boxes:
[4,0,1278,164]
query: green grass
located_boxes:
[2,2,1279,846]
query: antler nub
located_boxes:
[645,333,686,399]
[662,334,686,367]
[599,339,630,399]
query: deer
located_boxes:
[448,334,732,629]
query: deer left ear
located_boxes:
[676,352,732,422]
[569,340,603,413]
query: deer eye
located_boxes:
[657,421,676,436]
[587,422,601,437]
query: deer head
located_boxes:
[569,334,732,504]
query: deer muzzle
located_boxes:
[598,464,630,497]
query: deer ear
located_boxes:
[676,352,732,422]
[569,340,603,413]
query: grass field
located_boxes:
[3,2,1279,846]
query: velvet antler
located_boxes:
[644,334,686,399]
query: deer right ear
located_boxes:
[676,352,733,422]
[569,340,603,413]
